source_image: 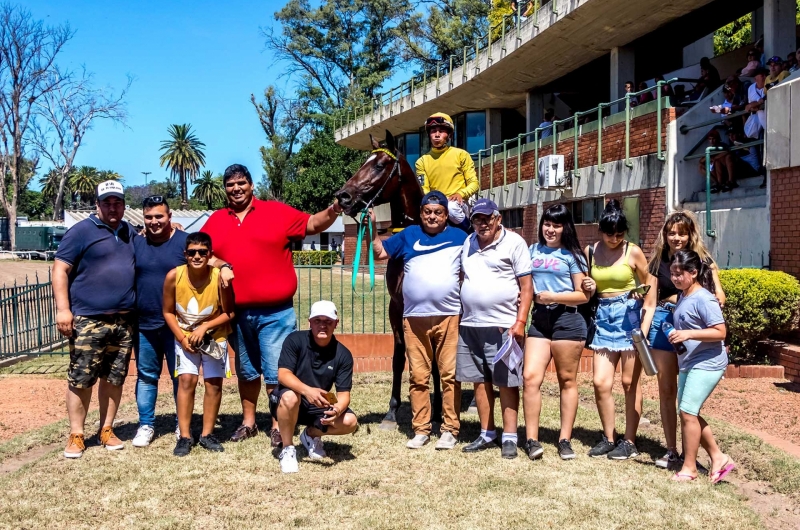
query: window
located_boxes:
[403,132,421,170]
[501,208,524,229]
[568,198,604,224]
[455,111,486,155]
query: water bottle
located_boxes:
[631,329,658,376]
[662,322,687,354]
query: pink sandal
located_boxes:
[671,473,697,482]
[711,461,736,484]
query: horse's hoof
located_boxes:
[379,420,398,431]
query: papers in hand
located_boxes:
[493,334,523,372]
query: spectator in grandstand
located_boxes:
[539,108,556,138]
[646,211,726,471]
[697,129,746,193]
[745,67,768,135]
[691,57,721,100]
[755,38,766,67]
[131,196,188,448]
[765,56,790,86]
[581,200,655,461]
[270,301,358,473]
[790,49,800,73]
[416,113,479,229]
[726,128,762,175]
[637,81,654,105]
[201,163,342,448]
[522,204,589,462]
[653,75,673,98]
[54,180,135,459]
[458,198,533,459]
[786,51,797,73]
[370,191,468,450]
[624,81,639,107]
[740,50,761,77]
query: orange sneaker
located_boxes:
[99,426,124,451]
[64,433,85,459]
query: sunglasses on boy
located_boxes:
[185,249,209,257]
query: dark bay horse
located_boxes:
[335,130,442,429]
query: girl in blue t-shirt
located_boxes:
[666,249,734,483]
[522,204,589,461]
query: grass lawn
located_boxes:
[2,372,797,529]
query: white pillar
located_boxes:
[486,109,502,150]
[763,0,795,61]
[682,33,715,67]
[751,7,763,43]
[526,91,544,134]
[610,46,635,113]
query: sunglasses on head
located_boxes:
[142,195,165,208]
[185,248,209,257]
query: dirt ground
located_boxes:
[0,260,53,287]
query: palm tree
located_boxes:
[68,166,100,207]
[159,124,206,208]
[97,169,123,182]
[192,170,225,210]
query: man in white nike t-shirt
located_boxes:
[371,191,468,450]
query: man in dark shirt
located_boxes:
[131,196,188,448]
[53,180,136,458]
[270,301,357,473]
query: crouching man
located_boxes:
[270,301,358,473]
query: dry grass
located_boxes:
[0,372,784,529]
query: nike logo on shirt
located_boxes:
[413,240,450,252]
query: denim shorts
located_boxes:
[678,368,725,416]
[589,294,642,352]
[231,304,297,384]
[647,304,676,351]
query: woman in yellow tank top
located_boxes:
[581,200,655,460]
[163,232,234,457]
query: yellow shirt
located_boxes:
[765,71,789,86]
[174,265,231,342]
[415,146,479,200]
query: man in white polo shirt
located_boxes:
[458,198,533,459]
[371,191,468,450]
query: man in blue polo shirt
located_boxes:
[53,180,136,459]
[370,191,467,450]
[131,196,189,448]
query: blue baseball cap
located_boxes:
[420,190,448,208]
[470,198,499,218]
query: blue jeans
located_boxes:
[232,305,297,384]
[135,326,178,427]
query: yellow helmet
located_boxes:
[424,112,454,131]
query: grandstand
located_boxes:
[334,0,799,273]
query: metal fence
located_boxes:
[0,271,61,359]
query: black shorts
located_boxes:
[527,304,587,342]
[269,387,354,433]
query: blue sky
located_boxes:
[25,0,289,191]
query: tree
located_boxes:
[68,165,99,207]
[0,5,71,249]
[284,126,363,213]
[159,124,206,209]
[31,67,129,221]
[191,170,225,210]
[251,87,309,201]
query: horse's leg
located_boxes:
[380,298,405,430]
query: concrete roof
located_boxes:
[335,0,714,149]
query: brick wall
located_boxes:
[479,109,677,190]
[770,166,800,278]
[766,343,800,383]
[343,222,392,266]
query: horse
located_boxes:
[335,130,443,429]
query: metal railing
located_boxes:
[473,79,679,192]
[716,249,769,269]
[332,1,548,133]
[0,271,61,358]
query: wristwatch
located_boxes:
[220,263,233,271]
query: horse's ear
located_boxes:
[370,134,380,150]
[385,130,396,153]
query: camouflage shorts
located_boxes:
[68,314,134,389]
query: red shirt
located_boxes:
[201,198,310,308]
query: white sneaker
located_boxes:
[279,445,299,473]
[300,428,326,459]
[406,434,430,449]
[435,431,457,450]
[132,425,155,448]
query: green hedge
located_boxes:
[292,250,339,266]
[720,269,800,363]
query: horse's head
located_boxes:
[335,130,408,217]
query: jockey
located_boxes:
[416,113,479,230]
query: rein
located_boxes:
[352,148,400,293]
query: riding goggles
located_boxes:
[425,116,453,129]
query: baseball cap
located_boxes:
[470,198,499,219]
[309,300,338,320]
[420,190,448,208]
[766,56,782,65]
[97,180,124,201]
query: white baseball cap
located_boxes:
[309,300,338,320]
[97,180,125,201]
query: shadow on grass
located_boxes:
[774,381,800,394]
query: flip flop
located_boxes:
[671,473,697,482]
[711,462,736,484]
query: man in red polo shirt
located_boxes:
[203,163,342,446]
